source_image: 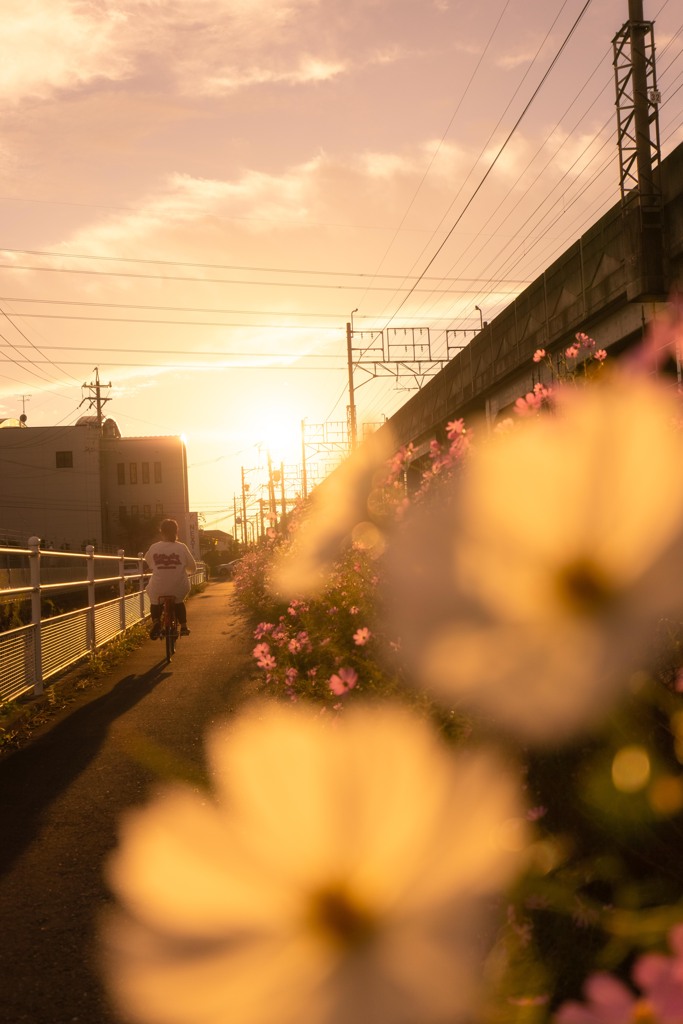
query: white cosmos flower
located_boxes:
[386,370,683,743]
[102,703,527,1024]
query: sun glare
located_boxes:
[253,411,304,466]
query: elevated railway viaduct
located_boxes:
[381,140,683,461]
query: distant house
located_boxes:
[201,529,234,550]
[0,416,194,555]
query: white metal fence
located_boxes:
[0,538,206,703]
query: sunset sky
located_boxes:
[1,0,682,533]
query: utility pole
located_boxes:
[79,367,112,430]
[280,461,286,520]
[240,467,248,548]
[346,321,358,451]
[267,450,277,521]
[233,495,239,544]
[301,419,308,499]
[18,394,30,426]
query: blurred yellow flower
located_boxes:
[387,371,683,742]
[102,703,527,1024]
[272,428,394,597]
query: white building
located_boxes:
[0,416,193,555]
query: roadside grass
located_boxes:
[0,623,150,757]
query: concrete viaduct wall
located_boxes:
[383,141,683,456]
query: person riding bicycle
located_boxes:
[144,518,197,638]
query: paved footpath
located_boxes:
[0,580,257,1024]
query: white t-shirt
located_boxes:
[144,540,197,602]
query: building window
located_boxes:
[143,504,151,518]
[154,461,162,483]
[117,463,125,485]
[129,463,138,484]
[131,504,139,516]
[56,451,73,469]
[142,462,150,484]
[156,503,164,515]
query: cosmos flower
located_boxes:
[253,643,276,671]
[353,627,371,646]
[555,924,683,1023]
[328,666,358,695]
[102,703,528,1024]
[554,973,638,1023]
[533,348,546,362]
[385,370,683,743]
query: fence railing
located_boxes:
[0,538,206,704]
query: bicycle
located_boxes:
[158,594,179,663]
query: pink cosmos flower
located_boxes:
[565,344,580,358]
[576,331,596,348]
[594,349,607,362]
[349,605,360,615]
[329,666,358,695]
[533,348,546,362]
[253,622,274,640]
[555,925,683,1023]
[446,418,466,439]
[253,643,276,671]
[353,626,371,646]
[295,630,311,651]
[515,393,541,416]
[271,625,288,646]
[554,973,637,1022]
[285,667,298,684]
[633,923,683,1022]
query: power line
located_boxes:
[377,0,597,333]
[0,247,531,284]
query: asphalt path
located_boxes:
[0,580,258,1024]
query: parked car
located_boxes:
[217,559,242,579]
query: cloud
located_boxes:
[496,49,539,70]
[0,0,132,102]
[203,55,348,93]
[0,0,340,104]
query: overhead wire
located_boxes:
[373,0,581,326]
[374,0,597,337]
[352,0,515,316]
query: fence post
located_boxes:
[138,551,146,621]
[28,536,43,696]
[118,549,126,631]
[86,544,96,653]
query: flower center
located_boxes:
[310,885,377,949]
[631,999,658,1023]
[556,558,615,614]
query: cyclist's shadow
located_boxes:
[0,660,172,875]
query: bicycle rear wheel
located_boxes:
[165,626,175,662]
